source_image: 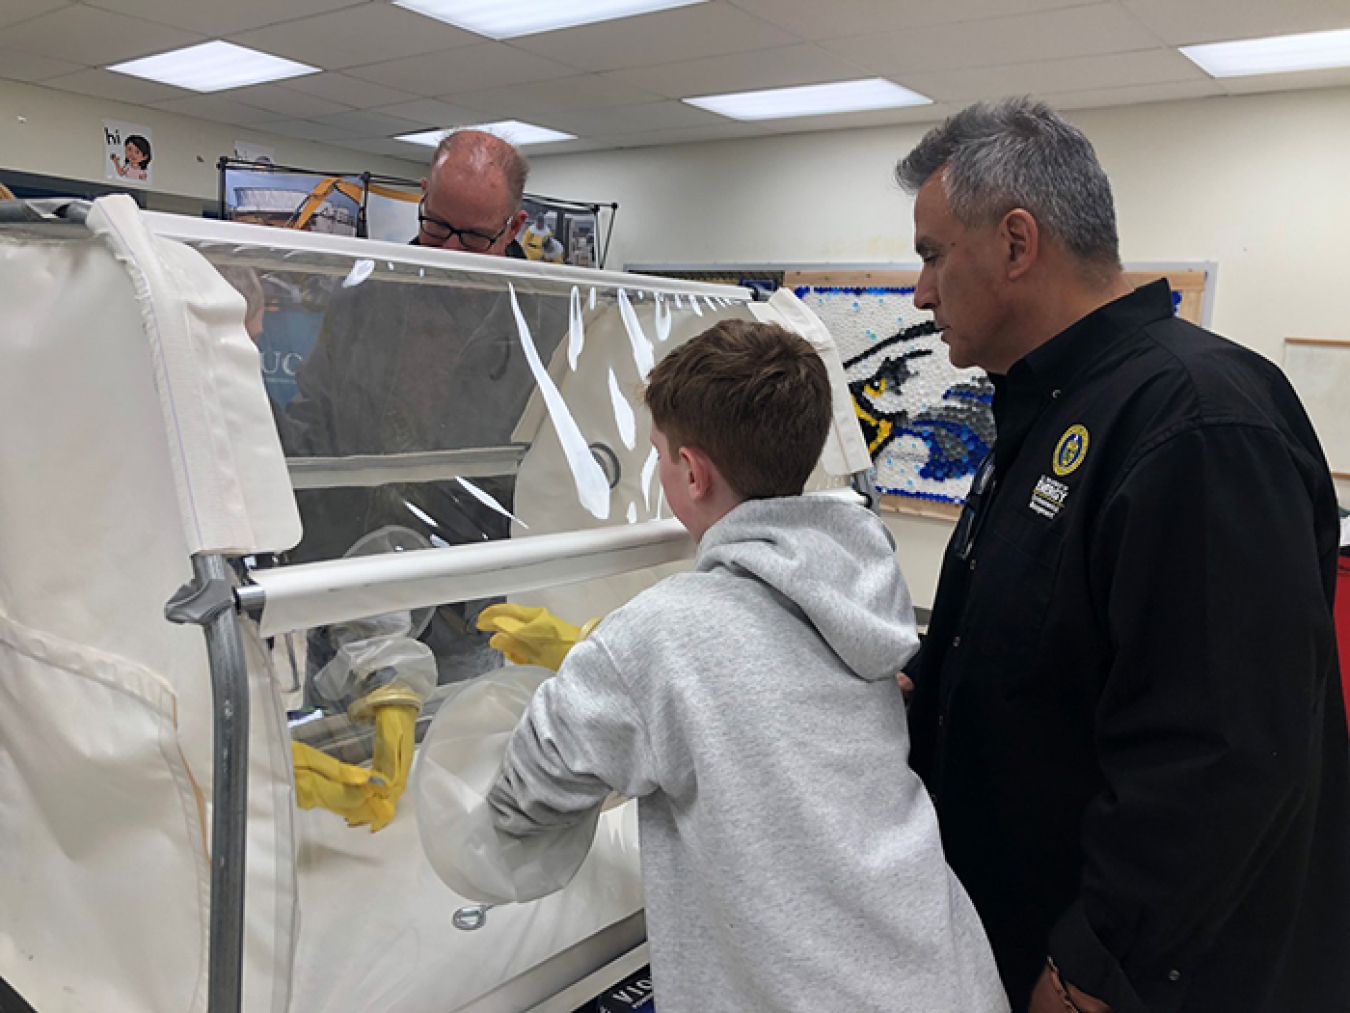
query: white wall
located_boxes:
[532,86,1350,602]
[0,77,426,200]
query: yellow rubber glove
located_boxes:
[477,604,600,672]
[363,691,420,827]
[292,740,397,831]
[291,687,421,833]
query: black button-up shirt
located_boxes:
[909,281,1350,1012]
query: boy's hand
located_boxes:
[477,604,599,672]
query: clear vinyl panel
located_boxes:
[189,235,769,690]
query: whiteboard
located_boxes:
[1284,338,1350,479]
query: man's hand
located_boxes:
[896,671,915,702]
[1029,963,1113,1013]
[477,604,598,672]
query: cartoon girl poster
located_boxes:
[104,120,153,187]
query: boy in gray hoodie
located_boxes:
[488,320,1007,1012]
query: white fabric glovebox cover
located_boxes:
[0,196,299,1012]
[4,205,866,1011]
[752,287,872,479]
[86,196,301,556]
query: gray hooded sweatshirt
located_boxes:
[490,496,1008,1012]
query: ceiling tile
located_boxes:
[822,5,1162,76]
[149,94,286,125]
[223,83,352,118]
[229,2,480,72]
[248,117,355,142]
[83,0,369,37]
[1119,0,1350,47]
[599,121,774,148]
[729,0,1096,42]
[345,43,576,96]
[521,137,615,156]
[341,134,614,161]
[3,5,204,66]
[903,49,1207,104]
[448,74,663,118]
[0,0,70,32]
[606,43,870,99]
[279,72,420,109]
[1047,79,1227,110]
[367,97,486,126]
[42,67,189,104]
[310,108,424,137]
[760,102,953,135]
[0,48,83,83]
[510,2,800,73]
[536,100,728,136]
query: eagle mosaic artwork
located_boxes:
[796,284,995,507]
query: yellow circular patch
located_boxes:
[1053,425,1090,476]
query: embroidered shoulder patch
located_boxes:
[1052,424,1089,477]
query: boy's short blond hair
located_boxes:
[643,319,831,499]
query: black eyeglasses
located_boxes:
[417,200,511,252]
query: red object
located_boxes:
[1337,556,1350,733]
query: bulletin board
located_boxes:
[1283,338,1350,480]
[785,268,1212,518]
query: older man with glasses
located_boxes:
[280,129,567,693]
[416,129,530,258]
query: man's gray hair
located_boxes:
[897,97,1120,270]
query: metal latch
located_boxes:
[165,576,237,626]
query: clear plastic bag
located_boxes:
[414,665,602,905]
[310,525,438,711]
[311,635,438,712]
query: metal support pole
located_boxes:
[167,555,250,1013]
[850,467,881,513]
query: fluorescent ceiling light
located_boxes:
[393,0,706,39]
[108,41,319,92]
[1181,28,1350,77]
[395,121,577,147]
[684,78,931,121]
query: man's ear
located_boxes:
[1001,208,1039,281]
[506,209,528,242]
[420,177,429,195]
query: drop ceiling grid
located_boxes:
[0,1,1344,154]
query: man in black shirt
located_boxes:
[898,98,1350,1013]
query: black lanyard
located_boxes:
[953,451,997,562]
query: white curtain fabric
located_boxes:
[85,196,301,557]
[288,786,641,1011]
[753,287,874,479]
[0,197,298,1011]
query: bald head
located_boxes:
[419,129,531,255]
[433,130,528,213]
